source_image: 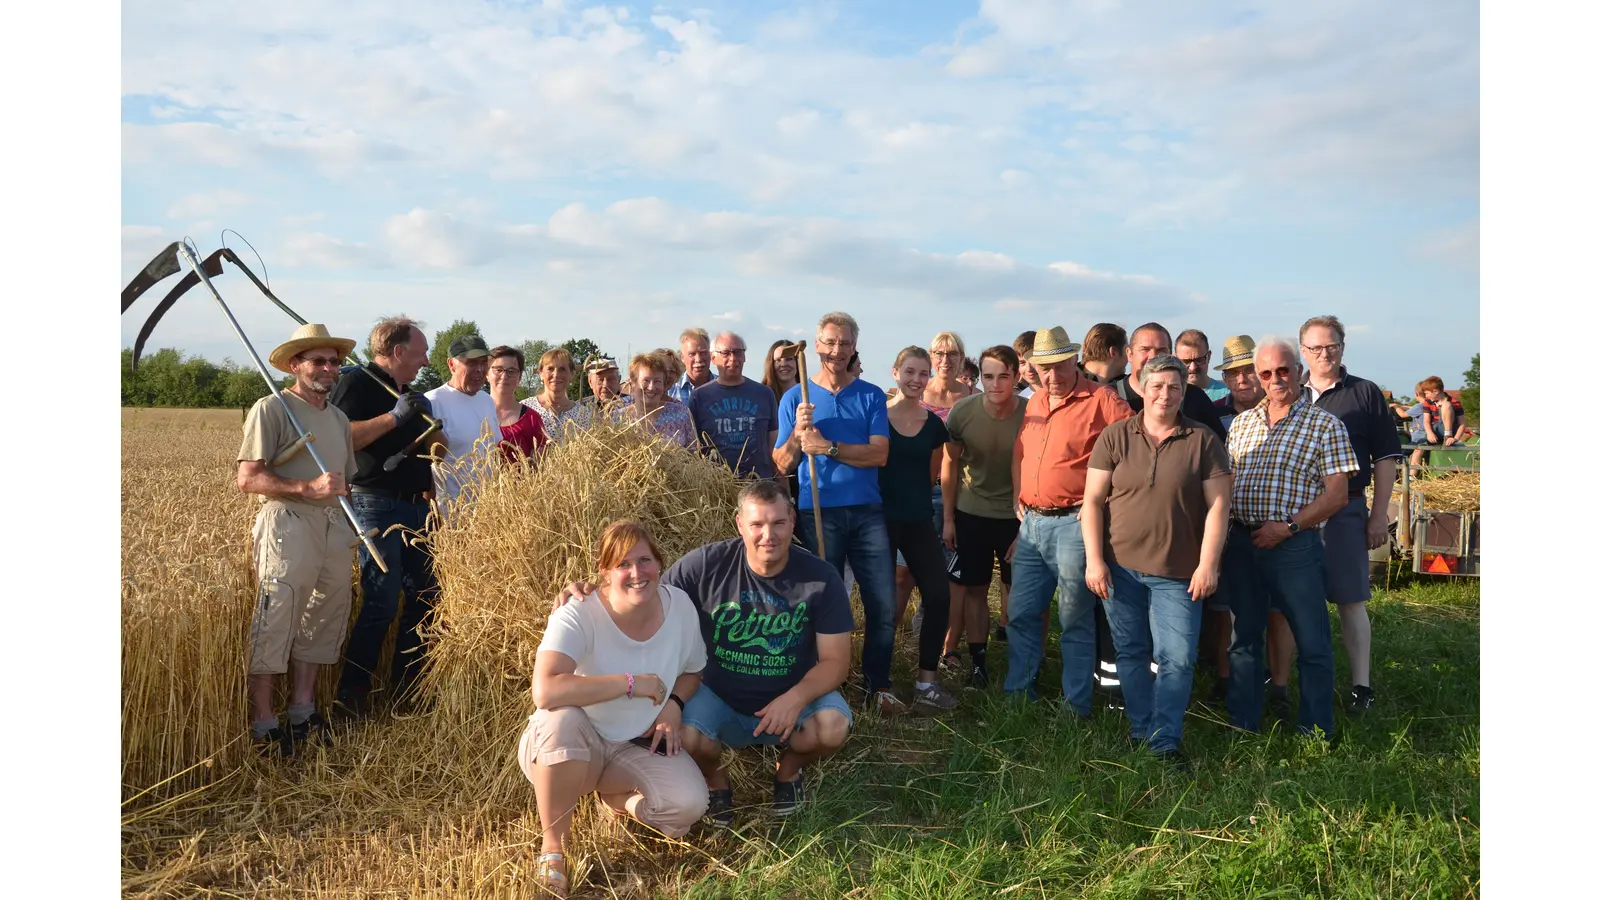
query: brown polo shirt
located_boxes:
[1087,414,1231,579]
[1014,376,1133,509]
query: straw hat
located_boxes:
[1214,335,1257,372]
[584,355,619,374]
[1028,326,1081,364]
[269,323,356,374]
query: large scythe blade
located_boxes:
[120,242,183,313]
[128,249,227,371]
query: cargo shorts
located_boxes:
[248,499,356,675]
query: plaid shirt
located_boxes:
[1227,394,1361,524]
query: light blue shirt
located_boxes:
[776,378,891,510]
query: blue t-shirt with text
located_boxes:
[688,379,778,479]
[776,377,891,509]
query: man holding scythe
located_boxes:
[237,323,362,756]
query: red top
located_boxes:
[500,406,548,462]
[1014,376,1133,508]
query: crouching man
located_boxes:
[558,479,854,826]
[237,324,361,756]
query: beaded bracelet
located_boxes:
[625,673,635,699]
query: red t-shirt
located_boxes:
[500,406,548,461]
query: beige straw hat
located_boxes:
[1214,335,1257,372]
[1028,326,1082,364]
[268,323,356,374]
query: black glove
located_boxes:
[390,392,432,425]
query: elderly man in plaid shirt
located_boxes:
[1222,337,1361,738]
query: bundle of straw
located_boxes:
[1417,471,1480,513]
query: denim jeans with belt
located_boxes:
[339,491,438,698]
[1105,565,1202,751]
[1002,510,1098,715]
[1224,525,1336,736]
[796,503,897,694]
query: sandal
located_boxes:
[535,851,568,898]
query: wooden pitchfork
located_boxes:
[778,340,825,558]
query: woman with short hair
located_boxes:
[1081,354,1232,764]
[618,353,696,448]
[487,345,547,462]
[524,347,591,442]
[519,520,709,897]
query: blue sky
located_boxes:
[121,0,1479,392]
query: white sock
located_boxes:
[915,681,934,691]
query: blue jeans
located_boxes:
[796,503,897,694]
[1105,566,1202,752]
[1003,510,1098,715]
[339,492,438,697]
[1224,525,1336,736]
[681,685,854,749]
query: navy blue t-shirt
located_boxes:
[775,377,891,509]
[688,379,778,479]
[1310,367,1404,496]
[663,538,855,715]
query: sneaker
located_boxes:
[1348,685,1376,715]
[704,788,735,828]
[1267,684,1293,720]
[938,652,963,676]
[912,682,959,713]
[771,773,805,817]
[254,726,293,758]
[332,688,371,723]
[871,690,910,717]
[291,712,333,750]
[1153,748,1193,773]
[967,664,990,690]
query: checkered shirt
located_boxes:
[1227,394,1361,524]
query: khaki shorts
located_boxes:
[517,706,708,838]
[249,500,356,675]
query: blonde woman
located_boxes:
[524,347,592,441]
[519,521,709,897]
[618,353,696,448]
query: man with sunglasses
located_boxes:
[689,331,779,479]
[237,324,361,756]
[1174,329,1232,403]
[1222,337,1360,739]
[1291,315,1403,714]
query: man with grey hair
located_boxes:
[1222,336,1360,738]
[775,312,903,715]
[689,330,779,479]
[1293,314,1403,714]
[668,327,714,403]
[425,334,502,505]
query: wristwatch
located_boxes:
[827,442,840,458]
[1285,520,1301,536]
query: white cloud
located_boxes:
[1416,221,1479,269]
[166,189,254,220]
[280,232,389,270]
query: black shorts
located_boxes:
[950,509,1020,587]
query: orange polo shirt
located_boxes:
[1014,376,1134,508]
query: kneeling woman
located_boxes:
[518,520,709,896]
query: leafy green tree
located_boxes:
[1459,353,1479,427]
[411,366,443,392]
[519,339,552,396]
[429,319,484,378]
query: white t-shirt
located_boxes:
[536,584,707,742]
[424,383,502,500]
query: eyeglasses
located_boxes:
[297,355,343,368]
[713,348,747,357]
[930,350,960,358]
[817,338,856,350]
[1177,355,1208,369]
[1301,342,1344,357]
[1257,366,1296,382]
[489,366,522,376]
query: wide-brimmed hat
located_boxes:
[1029,326,1081,364]
[1215,335,1257,372]
[269,323,356,374]
[584,355,618,374]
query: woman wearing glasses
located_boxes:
[488,345,547,462]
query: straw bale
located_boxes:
[1417,471,1480,513]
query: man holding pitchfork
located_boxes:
[236,323,361,757]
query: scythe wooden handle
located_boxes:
[272,432,315,467]
[792,341,826,560]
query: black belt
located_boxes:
[1231,518,1264,531]
[1026,504,1080,517]
[351,485,430,504]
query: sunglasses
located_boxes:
[1257,366,1296,382]
[298,355,343,368]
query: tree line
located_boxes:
[122,319,609,409]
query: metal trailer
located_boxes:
[1370,440,1481,579]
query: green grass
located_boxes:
[662,575,1479,899]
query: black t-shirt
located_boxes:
[878,413,948,523]
[1113,376,1228,441]
[328,363,433,494]
[1311,368,1405,496]
[662,538,855,715]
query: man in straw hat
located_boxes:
[1003,326,1133,715]
[582,354,624,410]
[237,323,360,756]
[329,315,438,719]
[1201,334,1264,702]
[424,333,502,505]
[1221,336,1360,739]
